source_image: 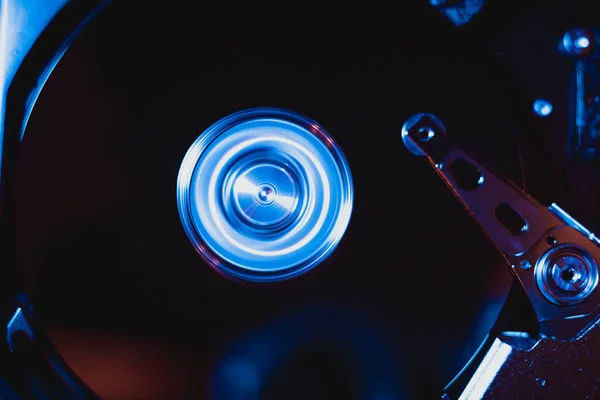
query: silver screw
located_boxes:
[401,113,446,156]
[257,186,275,204]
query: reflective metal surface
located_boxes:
[7,0,547,397]
[177,108,354,282]
[401,113,447,157]
[401,111,600,341]
[561,28,594,57]
[534,244,599,306]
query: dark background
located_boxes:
[8,0,600,398]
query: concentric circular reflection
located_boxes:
[177,108,354,282]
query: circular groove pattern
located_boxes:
[177,108,354,282]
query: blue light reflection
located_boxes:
[211,305,406,400]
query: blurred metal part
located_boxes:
[0,0,107,398]
[5,295,100,399]
[6,307,34,351]
[0,0,111,300]
[561,28,595,58]
[533,99,553,117]
[561,27,600,162]
[445,318,600,399]
[429,0,487,26]
[456,338,513,400]
[212,304,404,400]
[0,0,68,182]
[402,113,600,341]
[177,108,354,283]
[0,0,70,302]
[483,319,600,399]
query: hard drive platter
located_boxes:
[4,1,562,399]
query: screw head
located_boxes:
[401,113,446,156]
[256,185,276,205]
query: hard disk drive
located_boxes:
[1,0,600,399]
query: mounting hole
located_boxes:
[417,126,436,142]
[561,268,576,283]
[448,158,484,191]
[494,203,527,236]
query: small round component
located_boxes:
[224,160,301,230]
[562,28,594,57]
[257,186,275,204]
[533,99,553,117]
[418,126,436,141]
[401,113,447,156]
[534,244,599,306]
[520,260,532,270]
[177,108,354,282]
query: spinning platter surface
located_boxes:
[177,107,354,283]
[8,2,528,399]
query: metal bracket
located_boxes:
[402,113,600,341]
